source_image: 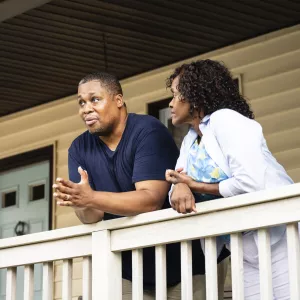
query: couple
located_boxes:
[53,59,293,299]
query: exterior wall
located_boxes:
[0,24,299,299]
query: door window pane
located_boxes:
[2,190,17,208]
[29,184,45,201]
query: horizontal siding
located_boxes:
[0,24,299,299]
[54,279,82,299]
[250,87,300,118]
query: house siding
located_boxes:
[0,24,299,299]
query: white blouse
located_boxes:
[170,108,293,245]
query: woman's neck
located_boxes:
[191,118,202,136]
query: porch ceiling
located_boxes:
[0,0,299,117]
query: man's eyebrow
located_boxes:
[77,92,96,100]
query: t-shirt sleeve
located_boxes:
[68,147,83,184]
[132,128,179,183]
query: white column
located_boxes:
[62,259,72,300]
[24,264,34,300]
[132,249,143,300]
[82,256,92,300]
[181,241,193,300]
[287,223,300,299]
[6,267,17,300]
[205,237,218,300]
[42,262,53,300]
[230,233,244,300]
[155,245,167,300]
[92,230,122,300]
[258,228,272,300]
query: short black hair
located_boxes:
[166,59,254,119]
[79,72,123,96]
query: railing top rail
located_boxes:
[1,183,300,250]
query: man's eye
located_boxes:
[79,100,85,107]
[91,97,100,102]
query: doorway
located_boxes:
[0,146,53,300]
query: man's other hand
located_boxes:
[53,166,94,208]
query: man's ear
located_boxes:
[115,94,125,108]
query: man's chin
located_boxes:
[89,128,110,137]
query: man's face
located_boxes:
[78,80,121,136]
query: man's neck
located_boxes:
[100,112,128,151]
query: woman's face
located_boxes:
[169,76,193,126]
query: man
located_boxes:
[53,72,229,299]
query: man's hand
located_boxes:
[53,166,94,208]
[170,183,197,214]
[165,169,194,187]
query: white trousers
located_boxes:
[201,230,290,300]
[242,230,290,300]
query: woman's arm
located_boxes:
[166,170,220,196]
[211,109,267,197]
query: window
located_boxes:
[29,181,46,202]
[30,184,45,201]
[1,188,18,208]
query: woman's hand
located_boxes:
[170,183,197,214]
[165,169,194,187]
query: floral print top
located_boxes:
[187,138,230,243]
[187,138,228,202]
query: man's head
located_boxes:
[78,72,126,136]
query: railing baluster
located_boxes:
[83,256,92,300]
[230,233,244,300]
[155,245,167,300]
[132,249,143,300]
[181,241,193,300]
[6,267,17,300]
[62,259,72,300]
[24,264,34,300]
[92,230,122,300]
[42,262,53,300]
[287,223,300,299]
[205,237,218,300]
[258,228,272,300]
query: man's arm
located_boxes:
[74,207,104,224]
[54,167,169,220]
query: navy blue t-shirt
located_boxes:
[68,113,228,288]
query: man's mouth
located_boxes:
[85,117,98,126]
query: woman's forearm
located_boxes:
[189,181,221,196]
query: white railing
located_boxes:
[1,183,300,300]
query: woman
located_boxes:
[165,59,293,299]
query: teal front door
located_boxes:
[0,161,50,300]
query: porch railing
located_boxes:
[1,183,300,300]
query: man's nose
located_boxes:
[169,98,174,108]
[83,102,93,114]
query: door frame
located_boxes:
[147,98,170,119]
[0,145,54,230]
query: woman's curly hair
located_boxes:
[166,59,254,119]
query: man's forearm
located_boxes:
[74,207,104,224]
[88,189,164,217]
